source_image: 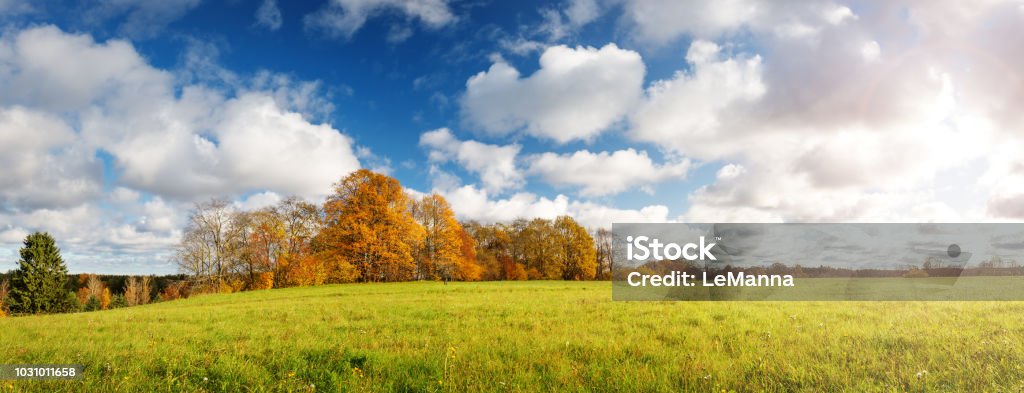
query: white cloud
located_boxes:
[498,37,546,56]
[0,25,171,112]
[210,93,361,196]
[622,1,1024,223]
[860,40,880,61]
[255,0,283,31]
[564,0,601,26]
[0,25,365,273]
[0,26,365,200]
[617,0,758,44]
[0,200,186,274]
[437,184,672,229]
[0,0,32,16]
[630,40,765,159]
[108,187,141,204]
[461,43,644,143]
[527,148,690,196]
[0,106,102,210]
[419,128,523,193]
[235,191,284,211]
[84,0,202,38]
[614,0,864,44]
[304,0,455,39]
[536,0,602,41]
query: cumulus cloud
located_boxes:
[472,0,1023,223]
[0,26,363,200]
[437,184,672,229]
[630,40,765,159]
[304,0,455,39]
[255,0,283,31]
[621,1,1023,222]
[461,43,644,143]
[617,0,758,44]
[545,0,856,45]
[419,128,523,193]
[0,25,363,272]
[0,107,103,210]
[526,149,690,196]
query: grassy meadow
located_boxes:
[2,281,1024,392]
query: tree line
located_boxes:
[176,169,615,292]
[0,169,616,316]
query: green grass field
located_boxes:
[2,281,1024,392]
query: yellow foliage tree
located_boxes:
[100,287,111,310]
[553,216,597,280]
[318,170,424,282]
[411,194,467,281]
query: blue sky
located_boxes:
[1,0,1023,274]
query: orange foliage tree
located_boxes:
[411,194,479,281]
[76,274,109,309]
[317,170,424,282]
[455,227,482,281]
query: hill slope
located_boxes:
[2,281,1024,391]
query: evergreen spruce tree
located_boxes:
[8,232,71,314]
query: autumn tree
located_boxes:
[124,276,152,306]
[124,277,139,306]
[553,216,597,280]
[76,274,109,309]
[463,221,510,280]
[176,199,248,289]
[7,232,75,314]
[411,194,468,281]
[100,287,111,309]
[520,218,559,279]
[275,197,324,286]
[242,208,284,287]
[317,170,424,282]
[455,227,482,281]
[179,200,238,286]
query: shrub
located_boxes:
[159,281,186,301]
[83,296,101,312]
[253,272,274,290]
[110,294,127,309]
